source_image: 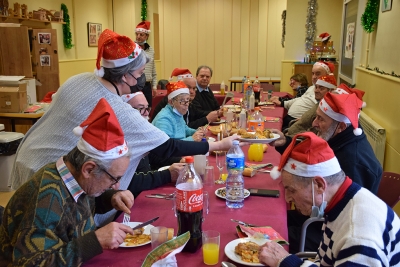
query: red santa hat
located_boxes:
[270,132,341,179]
[95,29,142,77]
[135,21,151,34]
[166,80,190,100]
[169,68,193,81]
[121,92,143,103]
[73,98,128,160]
[315,75,337,89]
[319,92,364,136]
[319,32,331,42]
[335,83,366,108]
[313,61,335,74]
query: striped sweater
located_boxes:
[281,182,400,267]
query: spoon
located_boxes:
[221,262,237,267]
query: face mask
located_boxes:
[310,180,327,218]
[125,73,146,93]
[172,106,182,116]
[135,40,147,45]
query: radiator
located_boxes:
[359,111,386,166]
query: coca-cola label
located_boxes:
[176,188,203,212]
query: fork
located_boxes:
[123,212,130,225]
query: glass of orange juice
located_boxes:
[202,230,220,265]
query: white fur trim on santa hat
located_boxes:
[102,57,135,69]
[283,157,341,177]
[319,99,351,124]
[316,79,336,89]
[177,74,193,80]
[135,28,150,34]
[121,92,143,103]
[313,62,331,74]
[77,138,128,160]
[168,88,190,100]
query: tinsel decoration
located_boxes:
[305,0,318,52]
[281,10,286,48]
[361,0,379,33]
[61,4,73,49]
[141,0,147,21]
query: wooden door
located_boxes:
[0,26,33,77]
[31,29,60,101]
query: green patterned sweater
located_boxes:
[0,162,108,266]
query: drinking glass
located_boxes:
[225,121,233,137]
[202,230,220,265]
[203,166,215,187]
[215,151,227,184]
[150,226,168,249]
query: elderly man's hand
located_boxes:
[259,241,290,267]
[95,222,134,249]
[269,129,287,147]
[169,163,186,183]
[271,98,282,106]
[206,111,219,123]
[111,190,134,214]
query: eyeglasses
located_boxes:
[134,106,151,115]
[100,168,122,186]
[174,99,190,105]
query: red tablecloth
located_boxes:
[213,91,292,106]
[84,105,287,267]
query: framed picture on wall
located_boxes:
[87,22,102,47]
[381,0,392,12]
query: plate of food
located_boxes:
[120,222,153,247]
[224,237,270,266]
[215,187,250,199]
[238,129,280,144]
[158,166,170,172]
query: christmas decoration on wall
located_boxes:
[365,65,400,79]
[141,0,147,21]
[361,0,379,33]
[305,0,318,52]
[61,3,73,49]
[281,10,286,48]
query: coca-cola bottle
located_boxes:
[175,156,204,253]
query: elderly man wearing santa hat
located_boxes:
[271,61,335,129]
[152,68,220,128]
[0,99,137,265]
[259,132,400,267]
[135,21,157,107]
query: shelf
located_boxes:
[0,15,65,25]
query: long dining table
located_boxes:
[84,97,288,267]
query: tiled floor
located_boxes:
[0,191,14,207]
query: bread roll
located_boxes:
[243,168,256,177]
[263,144,268,153]
[167,228,174,240]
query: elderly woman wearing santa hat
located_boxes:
[11,29,239,227]
[152,81,206,141]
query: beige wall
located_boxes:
[281,0,343,93]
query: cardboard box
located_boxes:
[0,83,28,113]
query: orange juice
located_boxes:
[221,173,228,181]
[202,243,219,265]
[220,87,225,95]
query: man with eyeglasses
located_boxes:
[191,65,221,112]
[152,68,220,128]
[122,92,186,196]
[0,99,136,265]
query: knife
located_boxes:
[131,217,159,231]
[146,195,173,199]
[231,219,258,227]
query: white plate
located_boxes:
[119,222,153,247]
[224,237,270,266]
[158,166,170,172]
[239,133,280,144]
[223,105,235,108]
[210,119,226,125]
[208,137,216,142]
[215,187,250,199]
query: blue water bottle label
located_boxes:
[226,156,245,170]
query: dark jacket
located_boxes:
[192,89,220,112]
[152,96,210,128]
[277,126,382,194]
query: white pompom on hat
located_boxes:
[319,92,364,136]
[270,132,341,180]
[73,98,128,160]
[94,29,142,77]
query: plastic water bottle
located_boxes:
[249,92,255,111]
[244,77,253,110]
[226,140,245,209]
[241,76,246,93]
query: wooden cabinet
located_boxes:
[293,63,339,86]
[0,26,60,102]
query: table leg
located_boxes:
[11,119,16,132]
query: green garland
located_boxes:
[141,0,147,21]
[61,3,73,49]
[361,0,379,33]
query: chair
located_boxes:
[377,172,400,208]
[208,83,228,92]
[295,217,324,259]
[157,79,169,90]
